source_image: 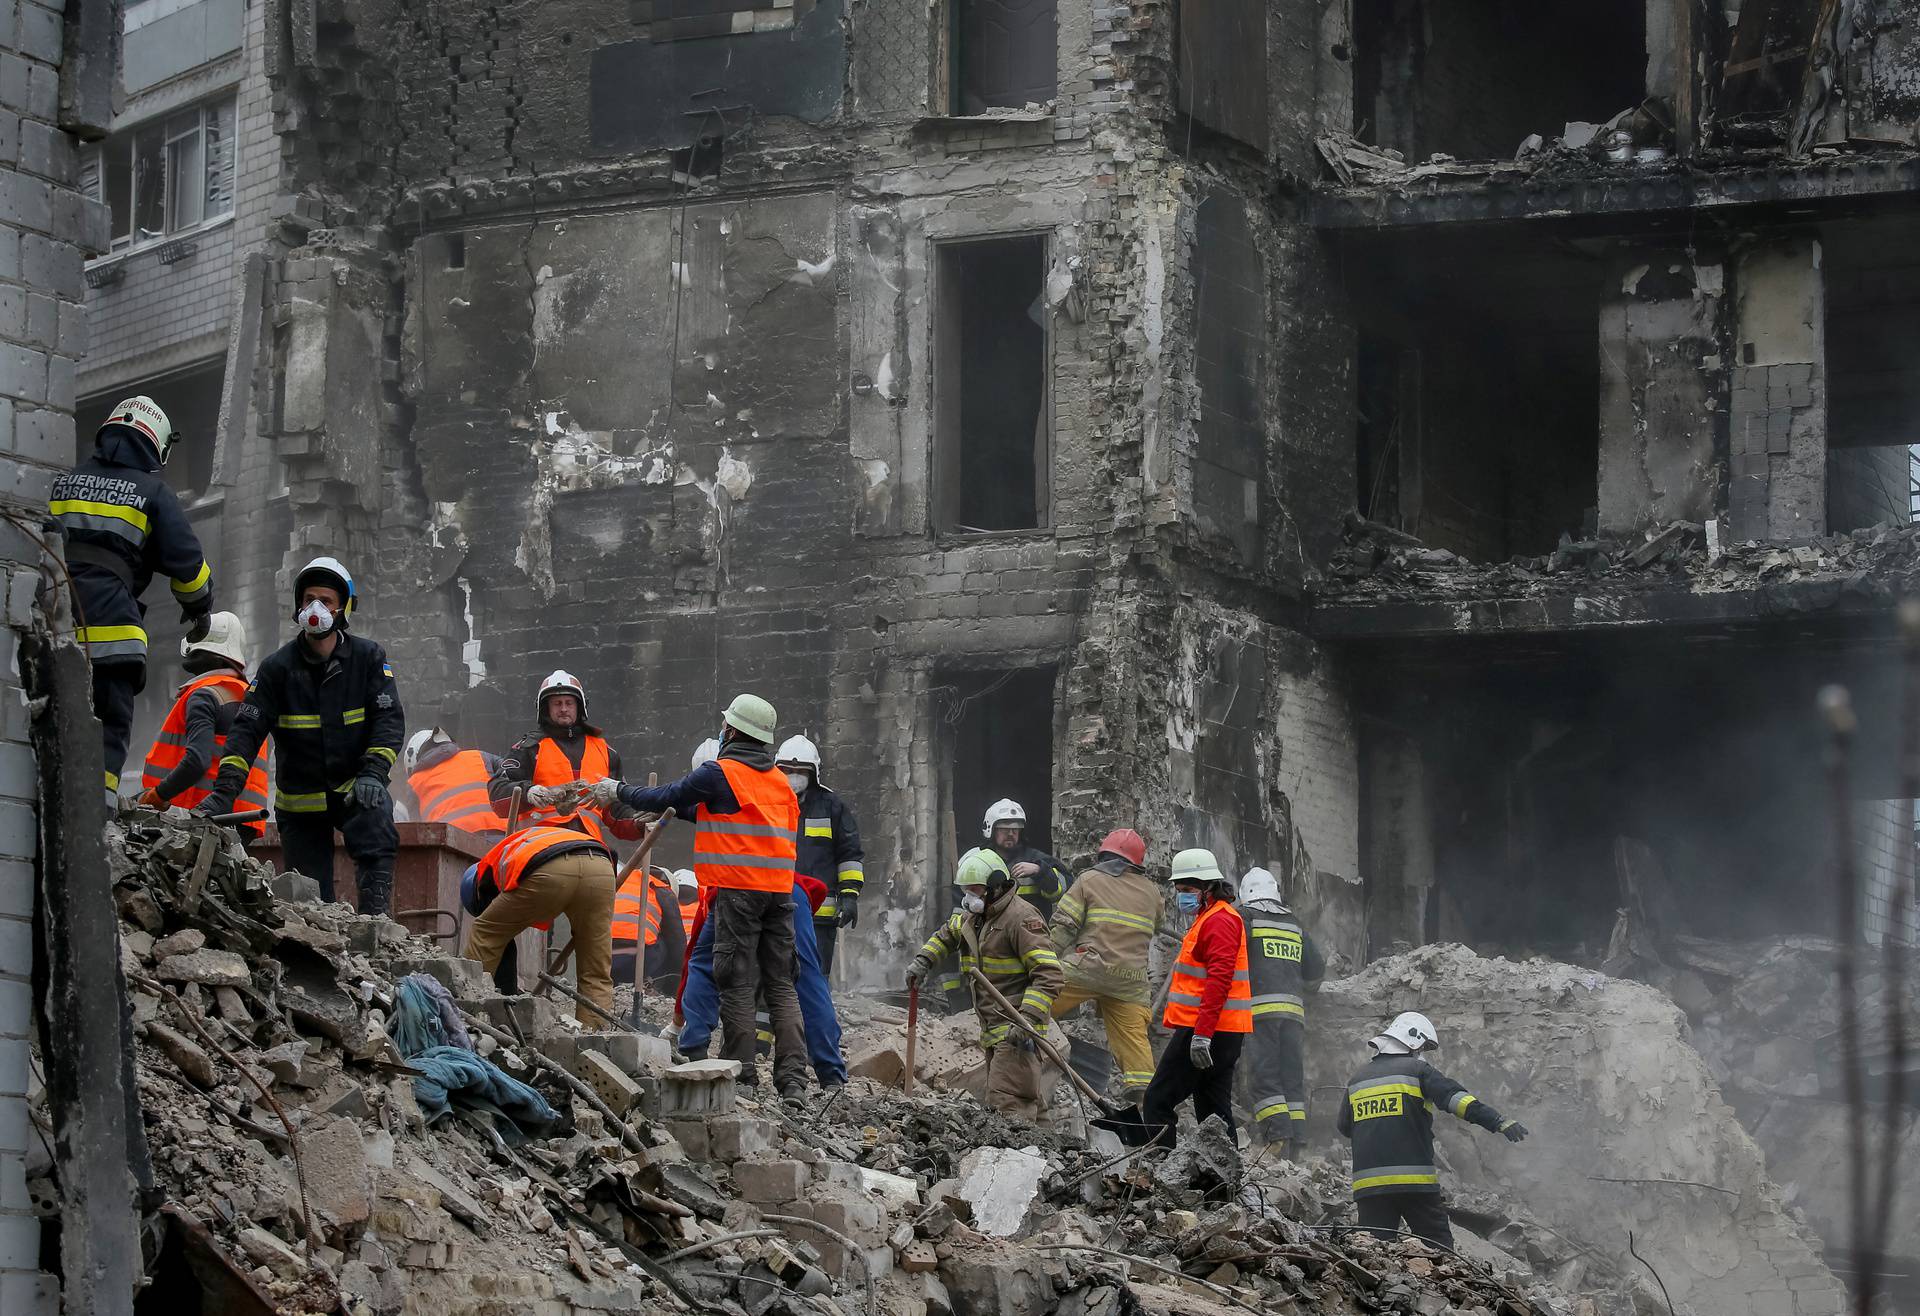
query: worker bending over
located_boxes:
[405,728,505,836]
[137,612,269,837]
[50,397,214,804]
[980,799,1072,916]
[611,866,688,998]
[196,558,402,914]
[777,735,864,975]
[1238,866,1325,1156]
[462,824,617,1026]
[591,695,810,1097]
[1140,849,1251,1145]
[907,848,1063,1121]
[1047,828,1162,1098]
[491,671,627,842]
[1337,1012,1529,1248]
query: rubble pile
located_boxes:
[74,813,1600,1316]
[1306,944,1850,1316]
[1316,513,1920,605]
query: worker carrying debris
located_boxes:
[490,670,629,841]
[610,865,688,998]
[1141,849,1251,1145]
[1336,1011,1530,1248]
[1046,828,1162,1098]
[50,396,214,804]
[404,727,505,835]
[461,823,618,1025]
[777,734,864,975]
[136,611,270,838]
[590,694,811,1096]
[981,798,1072,916]
[194,557,403,914]
[1238,866,1325,1156]
[906,846,1063,1121]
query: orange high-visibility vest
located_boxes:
[1163,901,1253,1034]
[476,824,611,932]
[524,735,610,843]
[692,758,798,894]
[679,897,696,938]
[140,671,270,836]
[408,749,503,835]
[611,870,675,947]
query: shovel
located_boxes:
[903,980,919,1096]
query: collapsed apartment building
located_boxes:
[5,0,1920,1308]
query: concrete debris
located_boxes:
[955,1147,1050,1237]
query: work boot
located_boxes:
[356,870,393,917]
[1282,1136,1306,1162]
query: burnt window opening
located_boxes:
[938,664,1060,882]
[1192,192,1266,567]
[1824,220,1920,533]
[445,233,466,269]
[77,359,225,502]
[1353,0,1650,161]
[934,235,1050,534]
[950,0,1057,114]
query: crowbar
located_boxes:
[903,980,919,1095]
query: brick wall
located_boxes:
[79,219,236,390]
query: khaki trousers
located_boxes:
[982,1040,1048,1121]
[463,850,616,1026]
[1050,982,1155,1095]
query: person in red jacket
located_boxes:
[1141,848,1253,1145]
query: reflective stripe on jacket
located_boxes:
[1239,902,1326,1021]
[140,671,269,833]
[1050,863,1163,1004]
[1163,901,1252,1035]
[409,750,505,835]
[611,870,675,947]
[795,784,863,919]
[693,758,798,893]
[1336,1051,1507,1197]
[525,735,610,842]
[914,892,1062,1048]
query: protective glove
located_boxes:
[1010,861,1042,881]
[191,795,233,820]
[524,783,564,809]
[1189,1033,1214,1070]
[1012,1034,1040,1056]
[587,777,624,811]
[137,787,164,809]
[836,891,859,928]
[184,611,211,643]
[1499,1120,1529,1143]
[658,1021,682,1045]
[905,953,932,988]
[351,774,391,813]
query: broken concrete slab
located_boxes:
[153,928,206,959]
[953,1147,1051,1239]
[301,1115,373,1231]
[155,948,252,987]
[659,1058,742,1117]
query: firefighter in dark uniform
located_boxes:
[981,798,1072,917]
[775,734,863,975]
[1336,1011,1530,1248]
[1237,866,1326,1157]
[194,557,404,914]
[488,670,629,842]
[136,611,270,838]
[49,396,213,803]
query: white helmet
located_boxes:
[776,734,823,786]
[182,610,247,668]
[1373,1011,1440,1055]
[691,737,720,770]
[100,395,177,465]
[1238,867,1282,906]
[981,798,1027,838]
[403,726,453,776]
[672,868,698,894]
[537,669,586,719]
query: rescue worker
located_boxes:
[490,671,630,842]
[50,396,214,803]
[611,866,688,997]
[1238,866,1326,1156]
[1337,1012,1530,1248]
[777,735,864,975]
[461,823,617,1026]
[193,558,402,915]
[1140,849,1251,1146]
[672,869,699,940]
[404,728,505,836]
[136,612,269,838]
[906,847,1063,1121]
[1047,828,1162,1099]
[981,799,1072,916]
[589,695,809,1096]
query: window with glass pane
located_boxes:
[85,97,237,253]
[204,101,235,220]
[131,123,165,244]
[166,111,204,231]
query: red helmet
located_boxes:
[1097,828,1147,868]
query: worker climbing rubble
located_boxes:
[136,611,270,839]
[980,797,1072,916]
[194,557,403,915]
[906,846,1063,1120]
[777,734,865,975]
[1140,848,1251,1145]
[1046,827,1162,1098]
[490,669,630,842]
[50,396,215,805]
[461,822,619,1026]
[591,694,812,1096]
[1238,864,1326,1156]
[1336,1010,1530,1248]
[404,726,505,836]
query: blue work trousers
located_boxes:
[681,884,847,1085]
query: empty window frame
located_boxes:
[950,0,1057,114]
[934,234,1051,533]
[80,98,237,252]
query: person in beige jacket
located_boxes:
[1046,829,1164,1097]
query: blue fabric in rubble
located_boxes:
[408,1044,559,1132]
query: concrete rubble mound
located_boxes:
[1306,943,1850,1316]
[68,813,1607,1316]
